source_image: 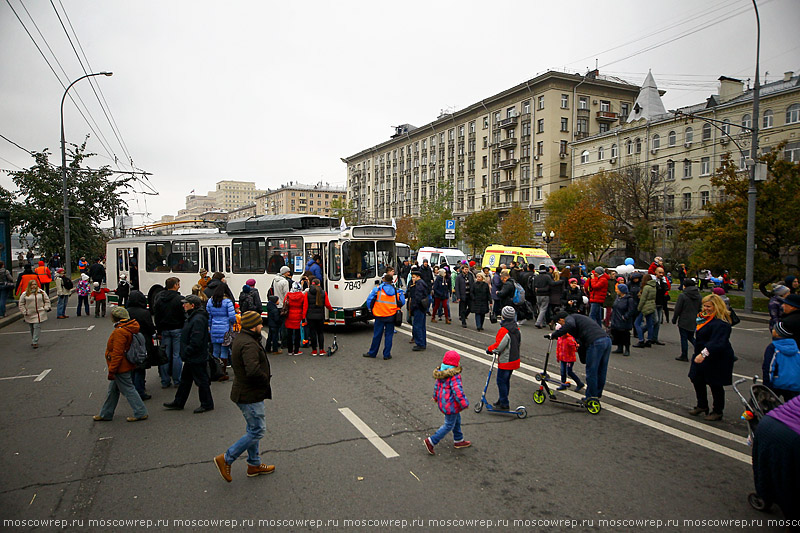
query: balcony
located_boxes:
[596,110,619,122]
[520,178,531,187]
[574,132,590,140]
[498,158,518,169]
[519,156,530,164]
[492,200,520,210]
[499,137,517,149]
[577,107,590,118]
[498,180,517,190]
[497,116,518,129]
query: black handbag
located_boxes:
[729,308,741,326]
[394,291,403,327]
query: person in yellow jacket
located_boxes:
[362,274,405,360]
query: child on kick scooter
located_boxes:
[424,350,471,455]
[486,306,522,409]
[555,323,585,392]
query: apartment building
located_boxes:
[255,182,346,216]
[571,70,800,241]
[342,70,641,229]
[179,180,266,216]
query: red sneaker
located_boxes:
[318,350,326,356]
[424,437,435,455]
[311,350,318,356]
[454,440,472,449]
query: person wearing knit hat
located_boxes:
[90,281,110,318]
[485,306,521,410]
[93,300,148,423]
[53,267,72,319]
[609,283,636,357]
[672,277,702,361]
[75,273,91,316]
[424,350,471,454]
[550,307,612,401]
[214,308,275,482]
[283,280,308,356]
[586,266,610,327]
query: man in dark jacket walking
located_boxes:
[673,279,702,361]
[214,311,274,482]
[164,295,214,413]
[496,269,516,311]
[652,267,670,345]
[127,290,155,400]
[533,265,553,328]
[419,259,434,288]
[153,277,185,388]
[454,264,475,328]
[550,310,612,401]
[410,270,429,351]
[88,257,106,287]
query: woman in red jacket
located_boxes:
[283,281,308,356]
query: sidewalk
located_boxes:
[667,301,769,325]
[0,288,60,330]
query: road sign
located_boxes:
[445,230,455,240]
[445,219,455,231]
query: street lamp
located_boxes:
[61,71,113,278]
[543,230,555,255]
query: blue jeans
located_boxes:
[159,329,182,387]
[430,413,464,445]
[589,302,603,327]
[77,294,89,316]
[496,368,513,406]
[412,308,427,347]
[99,371,148,419]
[0,287,9,317]
[132,368,147,395]
[475,313,485,329]
[57,295,69,316]
[225,401,266,467]
[634,312,655,342]
[678,327,695,358]
[367,316,395,358]
[267,326,280,352]
[212,342,230,361]
[652,306,664,341]
[584,336,612,399]
[560,361,584,387]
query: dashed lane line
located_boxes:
[398,328,751,464]
[338,407,399,459]
[0,327,92,335]
[0,369,52,382]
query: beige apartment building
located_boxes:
[179,180,265,216]
[255,182,346,216]
[342,70,641,229]
[571,70,800,243]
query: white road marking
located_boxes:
[338,407,399,459]
[0,369,52,382]
[87,325,95,331]
[0,327,91,335]
[401,329,751,464]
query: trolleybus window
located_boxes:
[232,238,266,273]
[170,241,199,273]
[328,241,341,280]
[146,242,172,272]
[342,241,375,279]
[224,247,231,272]
[266,237,303,274]
[377,241,395,277]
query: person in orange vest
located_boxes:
[34,260,53,293]
[363,273,405,360]
[15,263,40,299]
[78,257,89,275]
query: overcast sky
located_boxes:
[1,0,798,224]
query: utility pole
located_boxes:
[744,0,760,314]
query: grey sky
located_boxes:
[1,0,798,224]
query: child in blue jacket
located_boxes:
[424,350,471,454]
[266,295,281,354]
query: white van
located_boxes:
[415,247,467,268]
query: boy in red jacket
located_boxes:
[555,323,585,392]
[424,350,470,454]
[90,282,111,318]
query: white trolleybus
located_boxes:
[106,215,396,325]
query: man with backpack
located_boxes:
[54,268,73,319]
[92,306,148,422]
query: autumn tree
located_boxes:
[497,206,534,246]
[544,179,613,261]
[462,210,498,256]
[416,183,454,247]
[394,215,418,249]
[6,140,133,267]
[684,146,800,278]
[330,197,358,224]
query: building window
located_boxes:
[559,163,567,177]
[741,114,751,130]
[534,209,541,222]
[611,144,618,158]
[784,142,800,162]
[667,160,675,180]
[580,150,590,164]
[559,140,568,155]
[787,104,800,124]
[598,146,604,160]
[537,95,544,110]
[536,164,543,177]
[522,100,530,114]
[701,157,710,176]
[577,118,588,134]
[600,100,610,112]
[483,116,489,129]
[701,190,710,207]
[763,109,773,129]
[666,194,675,213]
[722,119,731,136]
[683,159,692,178]
[683,192,692,211]
[635,137,642,153]
[469,121,476,133]
[668,131,676,146]
[537,141,544,156]
[561,94,569,108]
[506,106,516,118]
[620,103,630,120]
[685,127,693,145]
[579,96,589,110]
[599,123,610,133]
[626,140,633,155]
[535,186,542,200]
[702,123,712,141]
[537,119,544,133]
[560,118,568,131]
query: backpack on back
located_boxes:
[61,277,74,291]
[125,332,148,367]
[239,291,256,313]
[512,280,526,305]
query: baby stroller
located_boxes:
[732,376,783,512]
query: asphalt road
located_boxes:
[0,310,787,532]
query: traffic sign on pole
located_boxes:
[445,219,455,231]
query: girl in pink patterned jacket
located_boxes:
[424,350,471,455]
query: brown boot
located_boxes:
[246,463,276,477]
[431,317,437,323]
[445,318,451,324]
[214,454,232,482]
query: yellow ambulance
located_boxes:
[481,245,555,271]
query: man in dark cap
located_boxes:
[549,310,611,401]
[214,310,274,483]
[163,295,214,413]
